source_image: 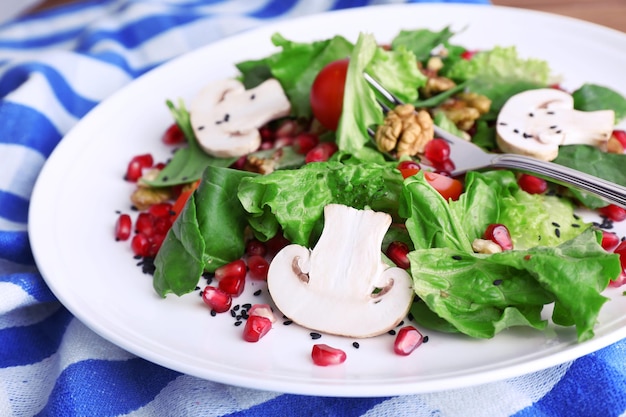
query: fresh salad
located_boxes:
[115,26,626,364]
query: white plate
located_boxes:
[29,4,626,396]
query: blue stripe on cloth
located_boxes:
[0,231,36,264]
[0,272,57,302]
[249,0,299,18]
[35,358,181,417]
[0,63,98,117]
[512,339,626,417]
[224,394,391,417]
[75,13,206,51]
[0,102,61,157]
[0,306,71,367]
[0,190,29,223]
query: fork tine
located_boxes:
[364,72,402,106]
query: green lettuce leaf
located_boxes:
[573,83,626,122]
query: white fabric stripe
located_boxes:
[0,217,27,232]
[122,375,280,417]
[0,40,78,61]
[0,292,60,329]
[0,282,39,316]
[6,71,78,136]
[0,144,45,200]
[0,318,135,417]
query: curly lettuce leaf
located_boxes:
[402,170,619,341]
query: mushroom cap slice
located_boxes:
[190,78,291,158]
[267,204,414,338]
[496,88,615,161]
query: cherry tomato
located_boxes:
[310,59,349,131]
[397,161,463,201]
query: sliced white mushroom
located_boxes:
[189,78,291,158]
[267,204,414,338]
[496,88,615,161]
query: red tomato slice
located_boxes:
[398,161,463,201]
[310,58,349,131]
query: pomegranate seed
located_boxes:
[149,233,166,254]
[273,136,294,149]
[149,202,173,218]
[265,233,290,255]
[131,233,150,257]
[386,241,410,269]
[125,154,154,182]
[214,259,247,281]
[612,130,626,148]
[293,133,319,155]
[275,119,299,138]
[518,174,548,194]
[135,212,155,237]
[610,241,626,287]
[461,49,477,60]
[259,126,274,142]
[311,344,346,366]
[601,230,620,251]
[424,138,451,165]
[484,223,513,251]
[393,326,424,356]
[609,272,626,288]
[162,123,185,145]
[247,255,269,280]
[246,239,267,257]
[305,142,338,163]
[242,315,272,342]
[230,155,247,170]
[202,286,232,313]
[218,273,246,297]
[598,204,626,222]
[114,214,132,241]
[248,303,276,323]
[152,216,172,235]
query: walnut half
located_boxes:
[375,104,435,157]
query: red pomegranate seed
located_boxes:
[265,233,290,255]
[162,123,185,145]
[215,259,247,281]
[610,241,626,287]
[484,223,513,251]
[125,154,154,182]
[246,239,267,257]
[131,233,150,257]
[115,214,132,241]
[393,326,424,356]
[601,230,620,251]
[152,216,172,235]
[432,158,456,176]
[247,255,269,280]
[149,202,173,218]
[311,344,347,366]
[612,130,626,148]
[275,119,299,138]
[259,126,274,142]
[201,286,232,313]
[424,138,451,165]
[386,241,411,269]
[218,274,246,297]
[273,136,294,149]
[149,233,166,255]
[242,315,272,342]
[461,49,477,60]
[305,142,338,163]
[518,174,548,194]
[135,212,155,237]
[230,155,247,170]
[248,303,276,323]
[598,204,626,222]
[293,133,319,155]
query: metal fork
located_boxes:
[364,73,626,208]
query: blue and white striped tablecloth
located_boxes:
[2,1,626,416]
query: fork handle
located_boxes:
[491,154,626,208]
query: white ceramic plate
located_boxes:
[29,4,626,397]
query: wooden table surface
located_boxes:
[26,0,626,33]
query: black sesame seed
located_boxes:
[253,289,262,296]
[573,214,580,220]
[162,176,169,182]
[397,320,405,327]
[250,94,256,100]
[452,255,462,260]
[198,125,205,130]
[388,329,396,336]
[283,320,293,326]
[523,133,533,138]
[241,311,249,319]
[181,176,188,181]
[242,303,252,310]
[224,113,230,122]
[352,342,360,349]
[214,121,222,125]
[234,321,243,326]
[513,129,519,134]
[528,112,534,117]
[115,210,121,214]
[555,228,561,238]
[555,130,562,134]
[550,125,558,129]
[133,254,142,260]
[547,111,555,115]
[408,312,415,321]
[233,304,240,311]
[423,335,429,343]
[499,122,508,126]
[552,222,561,227]
[572,223,580,228]
[194,286,200,291]
[210,310,217,317]
[310,332,322,340]
[131,205,139,211]
[230,310,236,317]
[493,279,503,286]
